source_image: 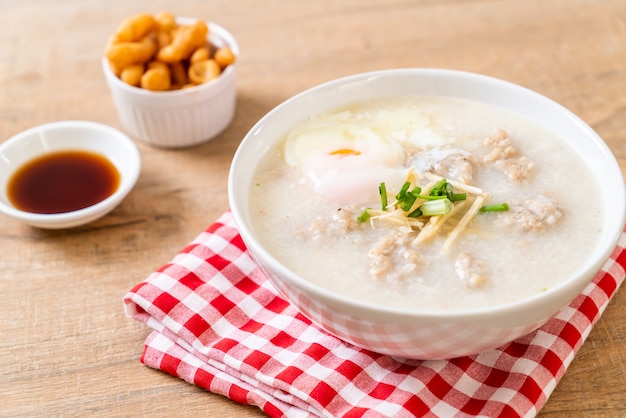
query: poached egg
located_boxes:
[284,118,407,205]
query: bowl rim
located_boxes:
[229,68,626,320]
[101,19,239,99]
[0,120,141,226]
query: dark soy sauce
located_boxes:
[7,150,121,214]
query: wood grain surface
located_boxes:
[1,0,625,416]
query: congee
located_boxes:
[248,96,603,311]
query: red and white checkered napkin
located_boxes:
[124,211,626,418]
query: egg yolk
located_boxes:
[329,148,362,156]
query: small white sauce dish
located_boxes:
[0,120,141,229]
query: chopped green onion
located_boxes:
[450,193,467,202]
[479,203,509,213]
[399,193,418,211]
[408,207,422,218]
[395,182,411,201]
[421,198,452,216]
[379,182,388,210]
[367,179,468,221]
[357,208,372,223]
[429,178,448,196]
[396,184,421,211]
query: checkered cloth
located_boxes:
[124,211,626,417]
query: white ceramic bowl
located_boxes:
[103,19,239,148]
[229,69,626,360]
[0,120,140,229]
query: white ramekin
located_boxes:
[102,19,239,148]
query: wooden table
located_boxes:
[2,0,625,416]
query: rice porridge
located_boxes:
[248,96,603,311]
